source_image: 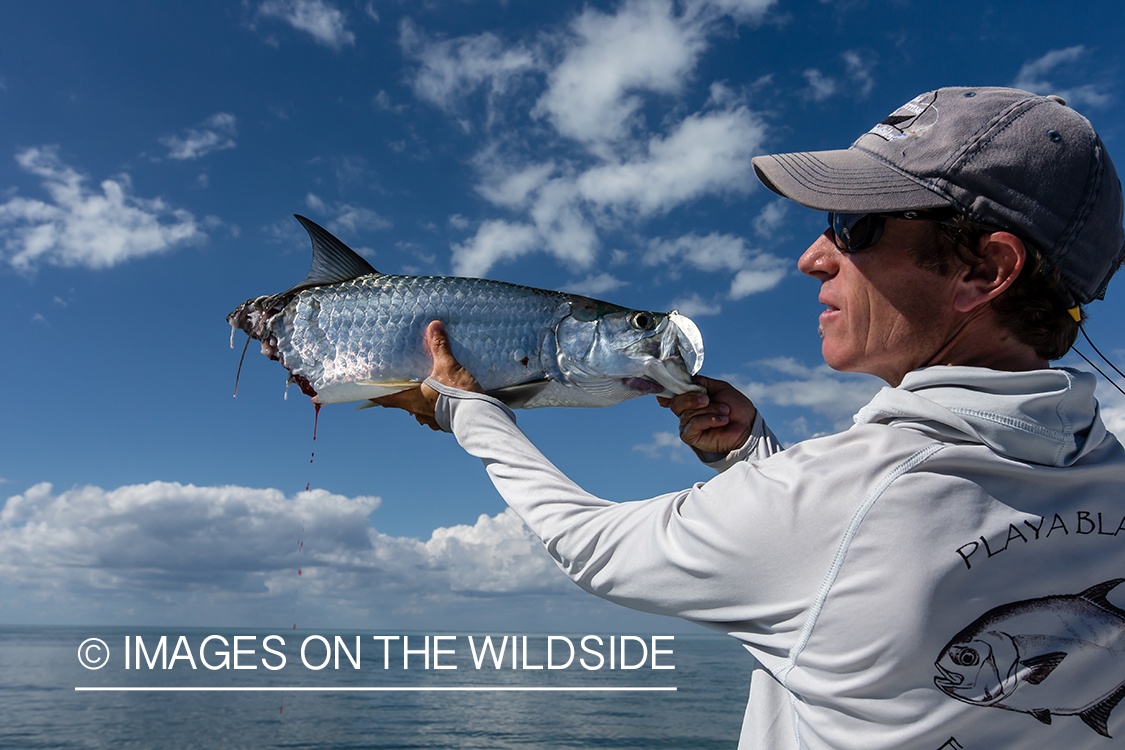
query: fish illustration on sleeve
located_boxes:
[934,578,1125,737]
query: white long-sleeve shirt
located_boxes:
[430,366,1125,749]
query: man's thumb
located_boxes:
[424,320,451,361]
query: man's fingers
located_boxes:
[680,411,730,439]
[664,391,710,418]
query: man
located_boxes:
[378,88,1125,748]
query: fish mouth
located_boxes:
[622,377,670,395]
[639,311,705,396]
[665,311,703,376]
[933,664,964,690]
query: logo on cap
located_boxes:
[867,92,940,142]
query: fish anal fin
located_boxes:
[486,380,550,409]
[1079,681,1125,738]
[1078,578,1125,618]
[1028,708,1052,725]
[282,215,378,297]
[1019,652,1066,685]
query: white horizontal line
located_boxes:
[75,686,676,692]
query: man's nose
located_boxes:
[798,230,840,279]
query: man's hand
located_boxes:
[657,376,757,456]
[371,320,483,430]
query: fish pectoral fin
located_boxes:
[1019,652,1066,685]
[486,380,550,409]
[353,383,417,410]
[1028,708,1052,725]
[1080,681,1125,738]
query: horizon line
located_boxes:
[75,686,677,692]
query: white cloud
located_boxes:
[645,232,787,300]
[686,0,776,21]
[1012,46,1112,109]
[1103,403,1125,436]
[455,104,765,278]
[752,198,789,238]
[802,69,836,101]
[669,292,722,318]
[841,50,874,98]
[1097,385,1125,436]
[402,3,773,279]
[474,159,557,209]
[803,51,876,103]
[633,431,692,462]
[576,106,766,215]
[528,178,601,269]
[561,272,628,297]
[535,0,708,149]
[729,263,787,299]
[160,113,238,161]
[451,219,541,277]
[305,192,393,238]
[647,232,750,273]
[401,20,537,120]
[0,481,572,623]
[0,146,204,272]
[732,357,882,421]
[258,0,355,49]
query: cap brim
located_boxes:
[752,149,952,213]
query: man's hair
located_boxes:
[910,217,1081,361]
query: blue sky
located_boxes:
[2,0,1123,632]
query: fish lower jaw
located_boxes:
[621,378,667,395]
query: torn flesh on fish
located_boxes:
[227,215,704,409]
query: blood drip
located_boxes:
[310,403,321,463]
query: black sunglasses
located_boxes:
[827,210,963,253]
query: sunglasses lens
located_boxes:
[829,213,878,252]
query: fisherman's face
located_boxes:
[798,217,962,386]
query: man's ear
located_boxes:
[953,232,1026,313]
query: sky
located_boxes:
[2,0,1124,633]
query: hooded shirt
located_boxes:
[429,366,1125,749]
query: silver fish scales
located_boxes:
[228,216,704,409]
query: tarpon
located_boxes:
[227,216,704,409]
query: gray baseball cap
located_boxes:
[751,86,1125,305]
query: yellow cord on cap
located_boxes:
[1068,306,1082,322]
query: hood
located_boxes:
[854,366,1109,467]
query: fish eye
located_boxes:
[629,311,655,330]
[951,648,979,667]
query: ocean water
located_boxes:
[0,626,750,749]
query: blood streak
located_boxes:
[310,403,321,464]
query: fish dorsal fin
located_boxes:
[1080,680,1125,738]
[282,215,378,296]
[1029,708,1053,725]
[1078,578,1125,618]
[1019,652,1066,685]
